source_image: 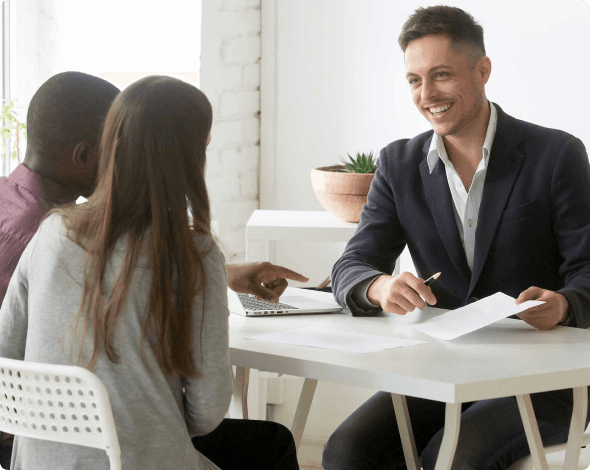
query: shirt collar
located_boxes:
[427,101,498,174]
[8,163,76,205]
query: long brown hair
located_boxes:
[56,76,213,378]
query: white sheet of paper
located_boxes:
[245,328,426,353]
[412,292,545,340]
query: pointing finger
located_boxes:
[272,266,309,283]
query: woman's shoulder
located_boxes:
[193,234,226,271]
[36,212,73,246]
[39,211,64,231]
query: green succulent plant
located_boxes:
[340,151,377,173]
[1,100,27,162]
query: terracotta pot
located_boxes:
[311,165,375,223]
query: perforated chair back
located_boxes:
[0,357,121,470]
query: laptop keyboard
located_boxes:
[237,293,299,311]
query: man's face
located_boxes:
[404,35,488,138]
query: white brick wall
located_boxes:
[201,0,261,262]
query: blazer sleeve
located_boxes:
[183,242,233,437]
[551,137,590,329]
[331,146,407,316]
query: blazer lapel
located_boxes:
[420,139,471,283]
[469,105,525,293]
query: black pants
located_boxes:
[0,419,299,470]
[192,418,299,470]
[322,391,581,470]
[0,441,10,470]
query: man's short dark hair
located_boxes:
[398,6,486,61]
[26,72,120,159]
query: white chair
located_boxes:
[0,357,121,469]
[507,425,590,470]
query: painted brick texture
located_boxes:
[201,0,261,262]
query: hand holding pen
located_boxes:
[366,271,440,315]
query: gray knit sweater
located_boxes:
[0,213,232,469]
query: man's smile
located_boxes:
[427,102,454,116]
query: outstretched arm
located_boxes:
[226,262,309,302]
[332,147,407,315]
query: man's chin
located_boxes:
[430,124,457,137]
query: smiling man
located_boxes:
[325,5,590,470]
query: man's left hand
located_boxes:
[515,287,569,330]
[227,262,309,303]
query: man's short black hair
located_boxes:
[26,72,120,159]
[398,6,486,61]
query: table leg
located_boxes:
[391,394,420,470]
[563,386,588,470]
[291,378,318,450]
[230,366,250,419]
[433,402,461,470]
[516,394,549,470]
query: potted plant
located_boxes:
[311,152,377,223]
[1,100,27,162]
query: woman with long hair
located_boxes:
[0,75,298,469]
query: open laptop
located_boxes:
[228,287,343,316]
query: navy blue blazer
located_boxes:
[332,104,590,329]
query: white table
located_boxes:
[245,210,359,262]
[229,287,590,470]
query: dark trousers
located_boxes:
[192,418,299,470]
[0,419,299,470]
[322,391,579,470]
[0,441,10,470]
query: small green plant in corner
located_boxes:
[1,100,27,162]
[340,151,377,173]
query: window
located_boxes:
[1,0,202,177]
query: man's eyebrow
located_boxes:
[405,65,452,79]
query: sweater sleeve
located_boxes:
[0,230,41,360]
[0,231,27,307]
[182,242,233,437]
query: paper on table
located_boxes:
[412,292,544,340]
[245,328,426,353]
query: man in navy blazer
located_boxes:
[324,6,590,470]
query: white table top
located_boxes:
[245,210,358,241]
[229,288,590,404]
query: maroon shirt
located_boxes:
[0,164,74,305]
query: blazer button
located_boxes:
[468,297,479,304]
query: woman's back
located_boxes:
[0,213,232,469]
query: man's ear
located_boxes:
[72,142,92,165]
[476,56,492,86]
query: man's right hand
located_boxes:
[366,272,437,315]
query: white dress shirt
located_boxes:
[352,101,497,308]
[426,101,498,271]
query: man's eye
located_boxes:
[409,78,419,85]
[436,72,448,78]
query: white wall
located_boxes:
[260,1,590,465]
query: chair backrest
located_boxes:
[0,357,121,470]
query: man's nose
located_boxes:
[421,79,435,103]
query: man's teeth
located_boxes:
[429,103,452,115]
